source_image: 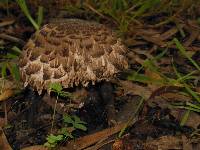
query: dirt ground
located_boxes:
[0,0,200,150]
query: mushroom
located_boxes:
[19,19,128,94]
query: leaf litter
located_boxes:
[0,0,200,149]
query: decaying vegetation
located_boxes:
[0,0,200,149]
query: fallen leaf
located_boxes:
[118,80,152,99]
[21,145,48,150]
[62,123,126,150]
[171,110,200,129]
[0,127,12,150]
[0,89,13,102]
[144,135,192,150]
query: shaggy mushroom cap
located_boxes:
[19,19,128,94]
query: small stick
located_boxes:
[0,33,25,45]
[0,19,15,27]
[63,123,126,150]
[3,102,7,125]
[83,3,118,26]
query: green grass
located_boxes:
[82,0,200,33]
[0,1,43,80]
[0,46,21,81]
[173,38,200,71]
[3,0,200,133]
[81,0,162,33]
[118,96,145,138]
[16,0,43,30]
[127,38,200,126]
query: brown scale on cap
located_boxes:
[19,19,128,94]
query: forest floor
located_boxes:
[0,0,200,150]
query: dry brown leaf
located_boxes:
[145,69,163,81]
[146,86,200,129]
[160,26,180,40]
[21,145,48,150]
[141,35,166,47]
[62,123,125,150]
[133,48,154,59]
[171,110,200,129]
[112,134,135,150]
[184,29,199,47]
[135,28,161,36]
[195,87,200,93]
[0,118,6,127]
[144,135,192,150]
[112,139,123,150]
[145,69,164,90]
[0,127,12,150]
[0,18,15,27]
[0,89,13,102]
[160,92,192,102]
[0,79,23,102]
[118,80,152,99]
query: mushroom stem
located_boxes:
[26,87,42,127]
[99,82,116,126]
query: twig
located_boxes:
[0,33,25,45]
[83,3,105,18]
[85,139,115,150]
[83,2,118,26]
[62,123,126,150]
[0,19,15,27]
[4,102,7,125]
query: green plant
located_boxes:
[173,38,200,71]
[0,46,21,81]
[47,83,86,148]
[172,63,200,103]
[63,114,87,131]
[1,0,43,80]
[48,83,74,136]
[127,48,178,86]
[131,0,160,19]
[170,56,200,126]
[118,96,145,138]
[44,134,66,148]
[16,0,43,30]
[127,38,200,126]
[48,83,73,99]
[84,0,166,33]
[44,114,87,148]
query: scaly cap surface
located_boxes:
[19,19,128,94]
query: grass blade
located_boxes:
[37,6,43,27]
[173,38,200,71]
[16,0,39,30]
[172,63,200,103]
[180,110,190,126]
